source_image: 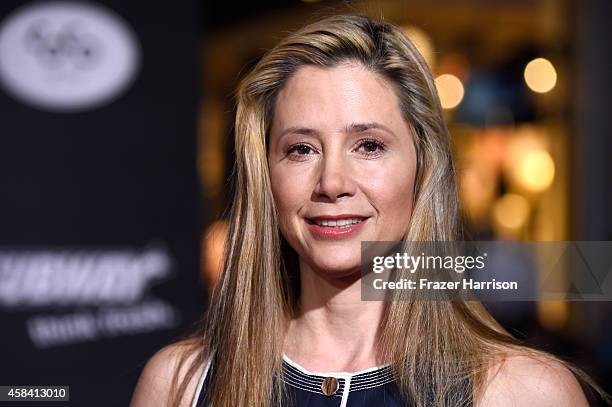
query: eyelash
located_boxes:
[355,138,387,157]
[286,138,387,161]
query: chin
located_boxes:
[308,249,362,277]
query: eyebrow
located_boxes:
[278,122,396,140]
[345,122,396,137]
[278,126,320,139]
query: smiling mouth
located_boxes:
[305,217,368,228]
[305,216,369,239]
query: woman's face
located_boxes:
[268,62,417,277]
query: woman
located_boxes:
[131,14,608,407]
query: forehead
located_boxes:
[271,62,405,130]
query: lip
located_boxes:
[308,214,368,221]
[305,215,369,240]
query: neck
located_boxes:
[283,258,386,372]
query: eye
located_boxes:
[355,138,386,157]
[286,143,317,161]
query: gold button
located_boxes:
[321,377,339,396]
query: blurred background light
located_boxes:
[516,149,556,192]
[201,220,228,292]
[459,167,497,224]
[524,57,557,93]
[435,73,464,109]
[538,301,569,331]
[492,193,530,233]
[402,26,434,67]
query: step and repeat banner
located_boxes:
[0,1,202,405]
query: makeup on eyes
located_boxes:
[283,133,389,161]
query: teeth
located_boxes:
[315,218,363,227]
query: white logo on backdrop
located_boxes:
[0,247,171,307]
[0,244,181,348]
[0,1,140,112]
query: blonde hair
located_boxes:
[170,14,610,407]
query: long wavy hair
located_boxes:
[169,14,610,407]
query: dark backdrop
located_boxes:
[0,1,203,406]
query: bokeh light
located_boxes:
[435,74,464,109]
[201,220,228,290]
[492,193,530,232]
[516,149,555,192]
[524,58,557,93]
[403,26,434,67]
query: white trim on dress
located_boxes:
[191,354,213,407]
[282,353,391,406]
[281,353,391,376]
[193,353,391,407]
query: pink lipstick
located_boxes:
[306,214,369,239]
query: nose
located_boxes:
[313,152,356,201]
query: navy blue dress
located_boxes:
[194,354,472,406]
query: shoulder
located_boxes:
[130,339,207,407]
[476,351,589,407]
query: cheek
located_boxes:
[270,167,308,234]
[365,160,416,223]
